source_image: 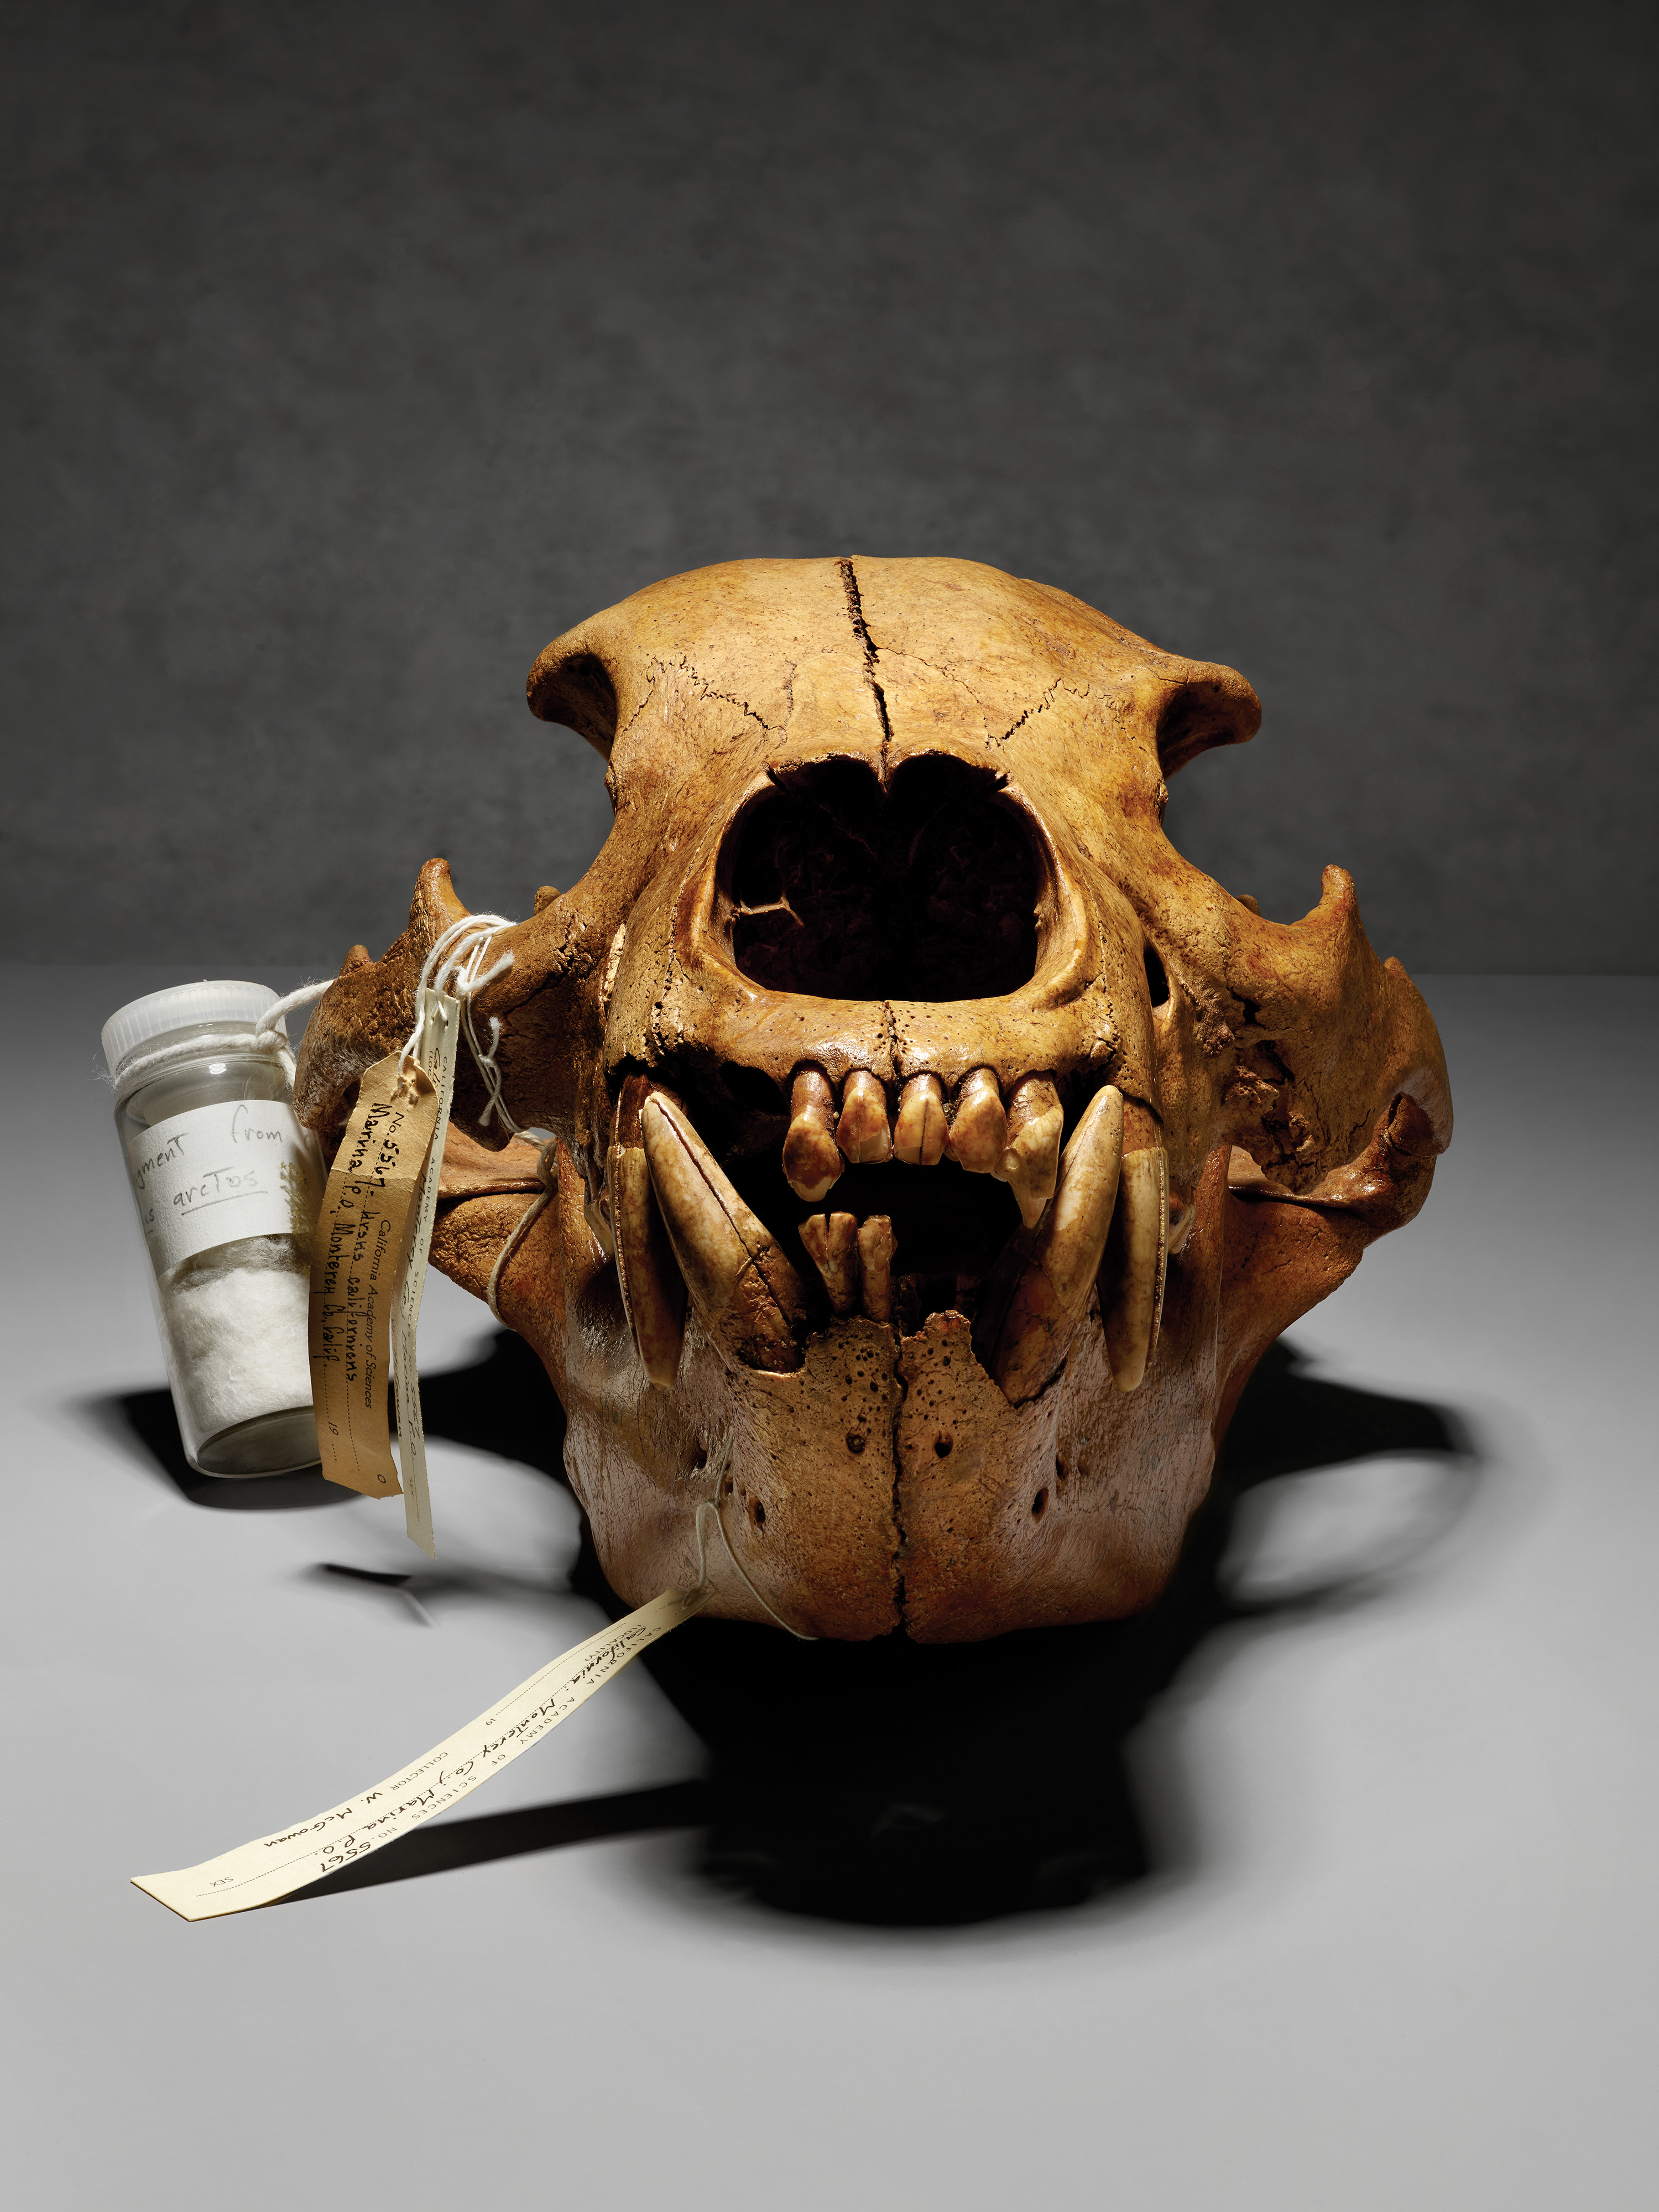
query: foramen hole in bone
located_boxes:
[723,754,1046,1001]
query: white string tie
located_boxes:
[399,913,531,1136]
[690,1440,817,1640]
[111,978,332,1106]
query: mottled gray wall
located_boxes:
[6,0,1655,971]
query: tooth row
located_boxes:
[781,1064,1065,1227]
[607,1078,1167,1404]
[800,1210,896,1323]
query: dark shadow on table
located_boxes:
[286,1330,1481,1927]
[72,1386,350,1510]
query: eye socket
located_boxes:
[1144,944,1171,1007]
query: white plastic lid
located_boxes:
[101,980,284,1078]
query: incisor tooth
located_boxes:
[893,1073,947,1166]
[858,1215,896,1322]
[974,1086,1124,1402]
[995,1076,1065,1228]
[610,1143,687,1387]
[836,1069,892,1164]
[782,1068,843,1202]
[640,1095,806,1373]
[800,1211,859,1315]
[1100,1146,1169,1392]
[949,1068,1006,1174]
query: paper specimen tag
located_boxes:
[132,1585,707,1921]
[127,1100,321,1273]
[394,990,461,1557]
[308,1040,445,1498]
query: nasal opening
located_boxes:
[719,754,1048,1001]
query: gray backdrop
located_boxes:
[6,0,1655,972]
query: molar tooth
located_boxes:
[948,1068,1007,1174]
[610,1143,687,1388]
[640,1095,806,1373]
[1099,1146,1169,1393]
[893,1073,948,1166]
[974,1087,1124,1402]
[836,1069,893,1165]
[782,1068,844,1201]
[800,1211,859,1315]
[857,1215,897,1323]
[994,1076,1065,1229]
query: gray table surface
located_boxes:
[3,966,1654,2210]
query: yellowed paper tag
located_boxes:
[133,1586,708,1921]
[394,990,461,1557]
[308,1045,443,1497]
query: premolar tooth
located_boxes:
[994,1076,1065,1228]
[948,1068,1006,1174]
[611,1143,687,1388]
[857,1215,896,1322]
[893,1073,947,1166]
[1100,1146,1169,1392]
[800,1211,859,1315]
[836,1069,892,1165]
[974,1087,1124,1401]
[782,1068,843,1202]
[640,1095,806,1373]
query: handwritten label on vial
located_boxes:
[132,1584,708,1920]
[307,1049,444,1498]
[127,1100,321,1273]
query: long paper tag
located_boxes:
[308,1036,445,1498]
[394,989,461,1556]
[132,1586,707,1921]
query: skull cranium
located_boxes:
[296,556,1451,1642]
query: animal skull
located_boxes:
[296,558,1451,1643]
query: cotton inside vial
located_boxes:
[104,980,324,1477]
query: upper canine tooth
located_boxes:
[836,1070,893,1165]
[994,1076,1065,1228]
[610,1143,688,1388]
[1099,1146,1169,1393]
[857,1214,897,1323]
[974,1086,1124,1401]
[893,1073,948,1165]
[800,1211,859,1315]
[640,1095,806,1373]
[783,1068,843,1201]
[948,1068,1007,1174]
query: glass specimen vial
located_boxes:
[103,980,324,1477]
